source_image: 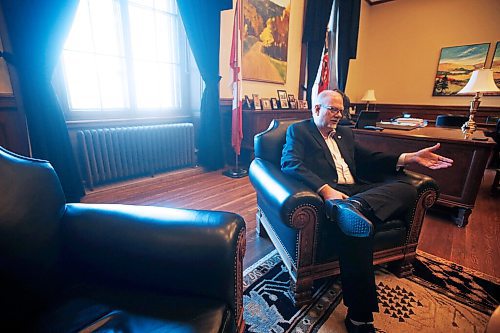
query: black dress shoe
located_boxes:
[344,316,376,333]
[325,199,374,237]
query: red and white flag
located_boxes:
[318,48,329,93]
[230,0,243,156]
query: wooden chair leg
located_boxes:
[290,278,314,306]
[492,169,500,195]
[255,210,269,238]
[388,257,415,278]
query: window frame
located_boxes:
[56,0,196,122]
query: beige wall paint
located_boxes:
[220,0,305,100]
[346,0,500,107]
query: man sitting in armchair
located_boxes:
[281,90,453,333]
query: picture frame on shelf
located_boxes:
[261,98,272,110]
[243,95,252,109]
[252,93,261,110]
[298,99,308,109]
[270,97,279,109]
[288,94,297,108]
[277,89,289,109]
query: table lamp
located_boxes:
[457,68,499,134]
[361,89,376,111]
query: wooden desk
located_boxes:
[354,127,495,227]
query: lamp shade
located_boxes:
[458,69,500,94]
[361,89,376,102]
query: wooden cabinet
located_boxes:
[240,109,311,164]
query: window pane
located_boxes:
[65,0,93,52]
[88,0,123,56]
[134,61,160,108]
[158,63,180,108]
[63,52,101,110]
[156,13,179,63]
[134,61,181,109]
[129,0,154,7]
[96,55,129,109]
[61,0,188,115]
[128,4,156,61]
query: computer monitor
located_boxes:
[354,111,380,129]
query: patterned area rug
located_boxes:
[243,250,499,333]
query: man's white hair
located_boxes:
[313,90,342,107]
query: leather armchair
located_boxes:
[249,119,439,306]
[0,146,246,332]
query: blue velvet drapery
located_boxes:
[0,0,84,202]
[337,0,361,91]
[177,1,230,170]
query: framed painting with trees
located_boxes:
[242,0,290,83]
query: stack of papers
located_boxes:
[377,122,419,130]
[394,118,426,126]
[376,118,427,130]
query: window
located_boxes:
[60,0,198,119]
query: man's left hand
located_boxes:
[405,143,453,170]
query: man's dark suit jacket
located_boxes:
[281,119,399,192]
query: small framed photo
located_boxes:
[289,100,298,109]
[261,98,272,110]
[288,94,296,103]
[252,93,261,110]
[298,100,309,109]
[277,90,289,109]
[270,97,279,109]
[243,95,252,109]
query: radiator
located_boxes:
[77,123,195,189]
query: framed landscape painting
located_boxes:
[242,0,290,83]
[432,43,490,96]
[491,41,500,94]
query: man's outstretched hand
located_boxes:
[405,143,453,170]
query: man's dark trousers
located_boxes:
[332,180,417,320]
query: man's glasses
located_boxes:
[321,105,343,114]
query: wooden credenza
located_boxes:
[239,109,311,164]
[354,126,495,227]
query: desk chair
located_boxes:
[435,114,469,128]
[248,119,439,305]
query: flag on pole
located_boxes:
[230,0,243,156]
[318,48,329,93]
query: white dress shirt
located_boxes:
[317,130,407,192]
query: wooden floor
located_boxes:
[82,167,499,279]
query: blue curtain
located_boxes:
[303,0,334,107]
[0,0,84,202]
[337,0,361,91]
[177,1,227,170]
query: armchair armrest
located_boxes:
[249,158,323,229]
[400,170,439,198]
[397,170,439,243]
[61,203,245,313]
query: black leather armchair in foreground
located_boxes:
[249,119,439,306]
[0,146,246,332]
